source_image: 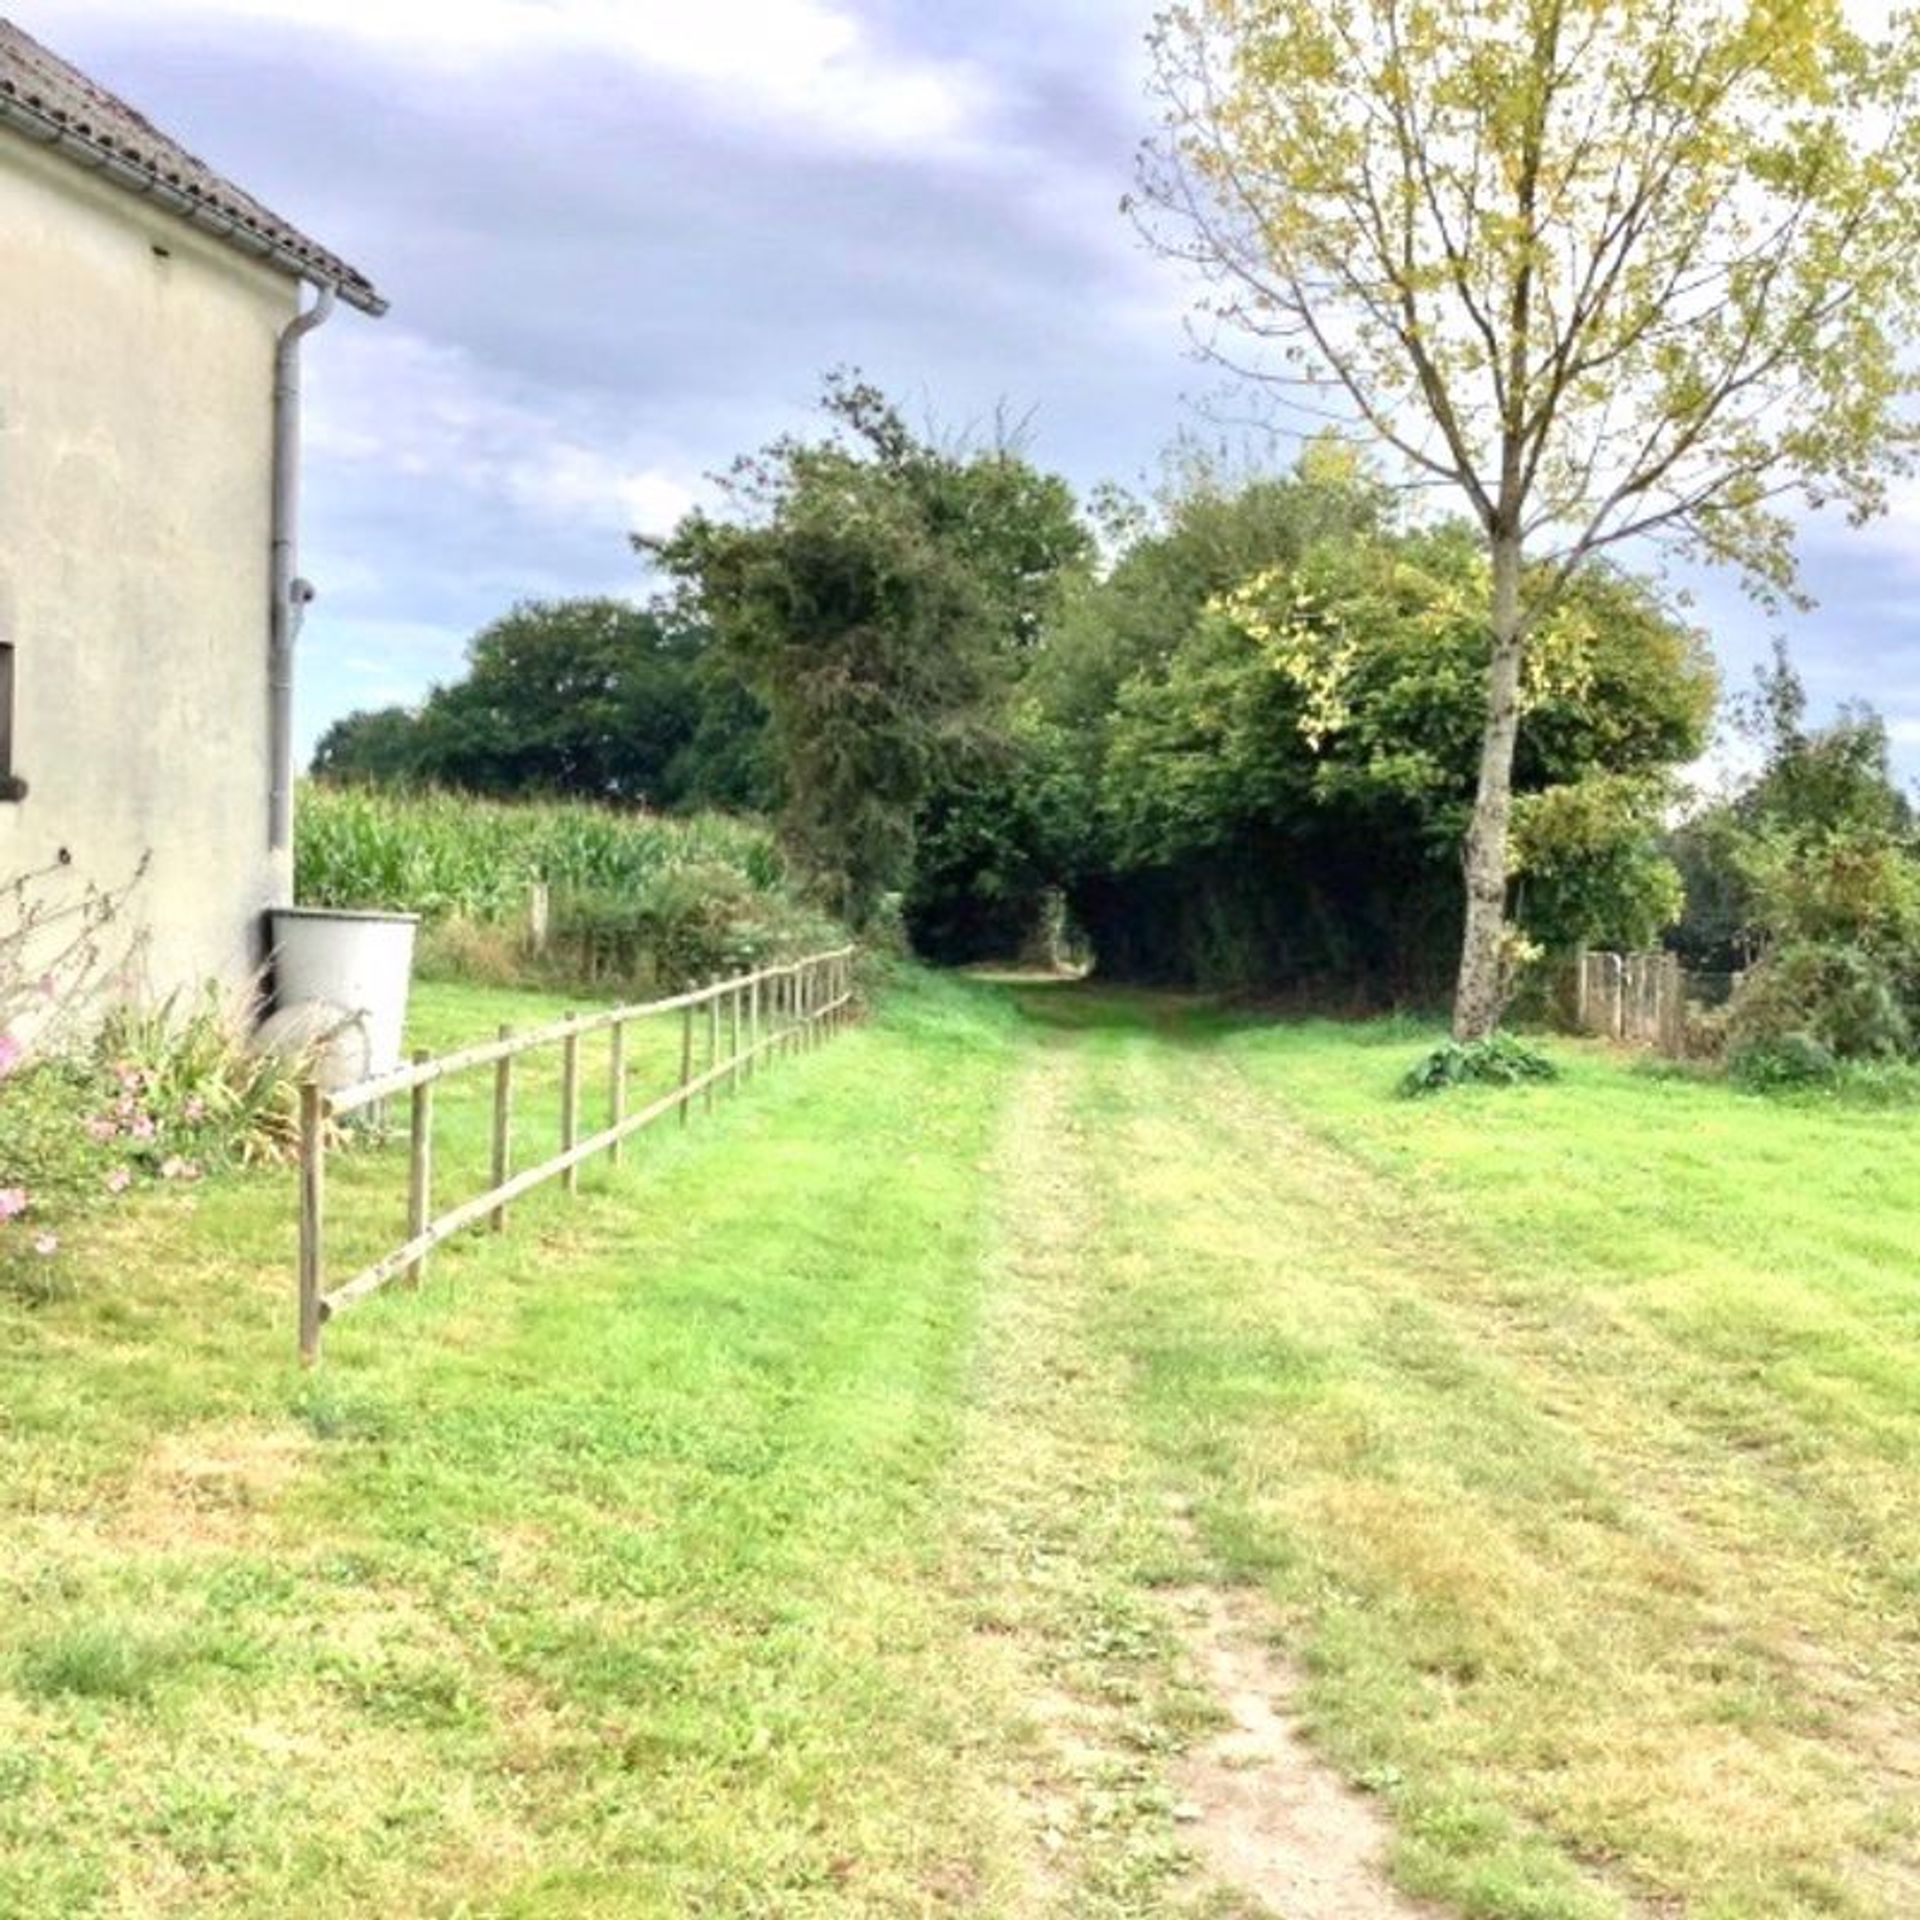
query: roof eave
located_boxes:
[0,88,386,316]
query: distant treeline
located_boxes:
[323,376,1900,1008]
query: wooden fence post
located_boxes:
[748,972,761,1081]
[528,880,551,956]
[705,983,720,1115]
[728,982,743,1093]
[491,1026,513,1232]
[679,1002,694,1125]
[298,1080,325,1367]
[609,1016,627,1167]
[405,1049,432,1290]
[561,1014,581,1194]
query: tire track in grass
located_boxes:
[1067,1012,1915,1919]
[952,1020,1433,1919]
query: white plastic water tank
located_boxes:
[268,908,418,1083]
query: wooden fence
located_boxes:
[296,945,856,1364]
[1572,947,1688,1055]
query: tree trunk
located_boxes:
[1452,529,1526,1041]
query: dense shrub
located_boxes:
[1727,1030,1838,1092]
[1398,1032,1559,1097]
[1726,941,1911,1063]
[548,867,844,992]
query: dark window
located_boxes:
[0,641,16,799]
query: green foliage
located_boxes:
[1,989,312,1301]
[1140,0,1920,1034]
[310,706,423,788]
[296,786,843,993]
[1726,1029,1839,1093]
[904,745,1064,965]
[1398,1033,1559,1097]
[16,1624,183,1704]
[549,868,842,993]
[93,991,314,1169]
[297,784,787,921]
[1034,458,1712,995]
[1673,644,1920,1074]
[1727,942,1911,1064]
[645,374,1089,928]
[311,600,773,813]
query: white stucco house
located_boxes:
[0,18,384,1003]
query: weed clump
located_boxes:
[1398,1033,1558,1097]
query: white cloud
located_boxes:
[502,446,696,541]
[52,0,993,153]
[306,326,703,540]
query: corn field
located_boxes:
[295,785,789,922]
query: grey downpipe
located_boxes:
[269,281,337,854]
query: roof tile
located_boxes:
[0,17,384,313]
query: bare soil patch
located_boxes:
[1168,1578,1434,1919]
[119,1421,315,1551]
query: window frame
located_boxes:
[0,638,21,802]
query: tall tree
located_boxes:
[410,598,708,803]
[642,377,1088,926]
[1139,0,1920,1034]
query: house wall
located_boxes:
[0,132,299,1012]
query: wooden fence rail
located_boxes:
[297,945,857,1364]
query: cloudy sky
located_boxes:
[23,0,1920,782]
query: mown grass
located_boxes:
[1027,991,1920,1920]
[4,975,1916,1917]
[0,970,1060,1916]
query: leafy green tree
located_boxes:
[643,377,1089,927]
[1031,458,1713,994]
[405,598,711,804]
[1671,644,1917,971]
[1139,0,1920,1036]
[310,706,424,786]
[309,602,773,811]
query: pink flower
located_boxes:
[0,1032,22,1081]
[32,1234,57,1258]
[159,1157,200,1183]
[86,1117,118,1145]
[105,1168,132,1194]
[0,1189,27,1223]
[129,1115,157,1142]
[183,1097,207,1124]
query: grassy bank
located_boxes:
[2,978,1914,1916]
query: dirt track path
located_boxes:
[954,1023,1431,1918]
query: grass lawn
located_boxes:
[1,974,1915,1916]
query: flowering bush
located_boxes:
[1,983,314,1301]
